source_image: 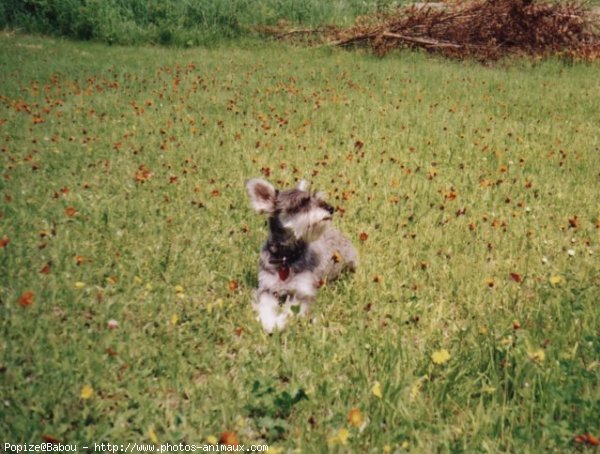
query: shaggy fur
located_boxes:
[246,178,358,332]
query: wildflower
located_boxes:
[574,433,600,446]
[106,276,118,285]
[500,336,513,347]
[18,291,34,307]
[327,428,349,446]
[206,436,218,445]
[219,431,238,446]
[371,381,382,398]
[175,285,186,299]
[347,408,364,427]
[431,349,451,365]
[80,385,94,399]
[65,207,77,217]
[509,273,522,283]
[148,428,158,444]
[549,275,564,285]
[528,348,545,363]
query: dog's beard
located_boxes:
[281,210,330,242]
[304,221,328,242]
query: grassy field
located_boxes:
[1,34,599,452]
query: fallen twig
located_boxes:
[381,31,462,48]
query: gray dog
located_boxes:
[246,178,358,332]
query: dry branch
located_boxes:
[381,31,462,48]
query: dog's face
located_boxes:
[246,178,334,241]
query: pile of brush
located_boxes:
[336,0,600,60]
[261,0,600,62]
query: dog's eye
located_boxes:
[300,196,311,207]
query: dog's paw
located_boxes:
[254,292,289,333]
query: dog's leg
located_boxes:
[281,295,311,318]
[254,291,288,333]
[342,244,358,272]
[289,272,317,317]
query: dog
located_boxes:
[246,178,357,332]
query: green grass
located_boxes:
[1,34,599,452]
[0,0,409,46]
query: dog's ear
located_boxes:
[246,178,276,214]
[296,179,309,191]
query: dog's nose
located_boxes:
[324,203,334,215]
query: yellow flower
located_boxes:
[235,415,246,429]
[337,428,349,445]
[528,348,545,363]
[206,435,218,445]
[549,275,564,285]
[74,281,86,289]
[371,381,382,398]
[431,349,451,365]
[347,408,364,427]
[327,428,350,446]
[500,336,513,347]
[148,428,158,444]
[80,385,94,399]
[170,314,178,326]
[411,376,428,400]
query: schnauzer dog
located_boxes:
[246,178,357,332]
